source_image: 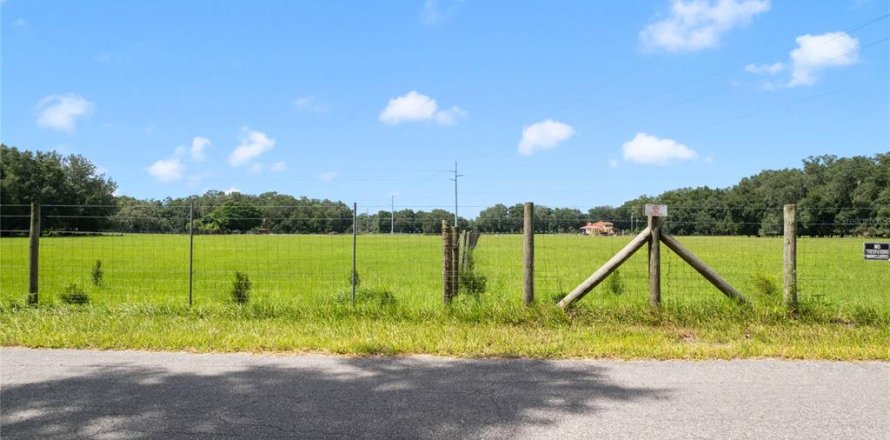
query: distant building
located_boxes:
[580,221,614,236]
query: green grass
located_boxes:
[1,233,888,359]
[2,234,886,308]
[1,301,887,359]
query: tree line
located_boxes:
[2,144,887,237]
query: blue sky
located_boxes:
[2,0,888,215]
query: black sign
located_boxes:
[864,242,890,261]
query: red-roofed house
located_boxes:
[580,221,614,236]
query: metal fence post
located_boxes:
[28,202,40,305]
[784,204,798,314]
[188,202,194,306]
[352,202,357,305]
[523,202,534,306]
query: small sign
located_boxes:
[864,242,889,261]
[644,204,668,217]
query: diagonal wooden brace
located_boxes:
[558,227,651,309]
[660,234,747,304]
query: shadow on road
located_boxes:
[2,355,669,439]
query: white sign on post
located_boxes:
[644,204,668,217]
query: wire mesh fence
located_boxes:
[0,203,887,311]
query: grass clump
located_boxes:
[231,271,251,304]
[606,270,625,295]
[60,283,90,305]
[340,288,398,307]
[750,267,778,296]
[91,260,104,287]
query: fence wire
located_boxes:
[0,204,887,311]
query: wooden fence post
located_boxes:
[523,202,534,306]
[442,220,454,304]
[28,202,40,305]
[648,215,661,308]
[452,224,460,297]
[784,204,797,314]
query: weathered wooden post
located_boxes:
[646,204,664,308]
[784,204,797,314]
[452,224,460,296]
[28,202,40,305]
[442,220,454,304]
[523,202,534,306]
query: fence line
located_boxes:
[0,203,886,312]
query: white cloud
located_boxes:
[379,91,437,124]
[744,62,785,75]
[788,32,859,87]
[319,172,337,183]
[745,32,860,88]
[229,128,275,167]
[269,161,287,172]
[622,133,698,166]
[147,158,185,183]
[378,91,465,126]
[36,94,95,132]
[224,187,241,195]
[293,95,329,113]
[190,136,211,161]
[517,119,575,156]
[640,0,770,53]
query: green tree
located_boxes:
[1,145,117,233]
[207,200,263,232]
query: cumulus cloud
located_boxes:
[319,172,337,183]
[36,94,95,132]
[269,161,287,172]
[190,136,211,161]
[788,32,859,87]
[640,0,770,53]
[621,133,698,166]
[224,187,241,195]
[379,91,466,126]
[147,158,185,183]
[517,119,575,156]
[745,32,860,88]
[229,128,275,167]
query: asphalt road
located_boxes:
[1,348,888,439]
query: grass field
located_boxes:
[1,233,886,309]
[2,234,887,359]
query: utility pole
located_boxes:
[391,195,395,234]
[449,161,462,229]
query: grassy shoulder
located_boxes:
[2,299,888,360]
